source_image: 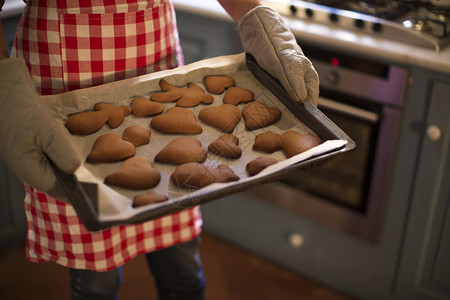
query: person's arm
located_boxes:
[217,0,261,23]
[0,16,82,201]
[217,0,319,105]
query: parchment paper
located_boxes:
[42,53,346,223]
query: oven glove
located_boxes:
[239,6,319,106]
[0,57,82,202]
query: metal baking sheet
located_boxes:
[45,53,355,231]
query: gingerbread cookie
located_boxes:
[87,133,136,163]
[281,131,322,158]
[242,101,281,130]
[154,137,207,165]
[198,104,242,133]
[223,87,254,105]
[150,79,214,107]
[65,110,108,135]
[204,75,235,94]
[246,156,278,176]
[122,125,151,147]
[130,97,164,117]
[253,131,282,153]
[171,162,239,189]
[150,107,203,134]
[105,156,161,190]
[133,191,168,208]
[208,134,242,159]
[94,102,132,129]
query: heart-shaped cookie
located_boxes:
[65,110,109,135]
[133,191,168,207]
[204,75,235,94]
[150,79,214,107]
[105,156,161,189]
[198,104,242,133]
[130,97,164,117]
[155,137,207,165]
[150,107,203,134]
[208,134,242,159]
[94,102,132,129]
[253,131,282,153]
[87,133,136,163]
[171,162,240,189]
[122,125,151,147]
[223,87,254,105]
[246,156,278,176]
[242,101,281,130]
[281,131,322,158]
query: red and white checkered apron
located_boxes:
[11,0,202,271]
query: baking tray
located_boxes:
[48,53,355,232]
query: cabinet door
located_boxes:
[395,80,450,300]
[0,160,27,250]
[175,11,242,64]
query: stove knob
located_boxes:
[305,8,314,18]
[372,22,383,32]
[355,19,365,29]
[329,13,339,23]
[290,5,297,15]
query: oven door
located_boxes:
[248,96,401,243]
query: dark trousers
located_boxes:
[69,237,205,300]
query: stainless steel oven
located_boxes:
[248,43,408,243]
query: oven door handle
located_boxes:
[318,97,379,123]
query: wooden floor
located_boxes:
[0,232,357,300]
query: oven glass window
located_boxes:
[281,105,378,213]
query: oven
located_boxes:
[248,42,408,243]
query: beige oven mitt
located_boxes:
[239,6,319,106]
[0,57,82,202]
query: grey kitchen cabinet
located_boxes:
[175,11,243,65]
[0,159,27,250]
[175,7,450,300]
[394,79,450,300]
[0,14,27,250]
[1,15,22,56]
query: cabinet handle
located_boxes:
[426,125,441,142]
[288,233,305,249]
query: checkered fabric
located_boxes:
[12,0,183,95]
[12,0,202,272]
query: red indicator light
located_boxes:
[331,57,340,67]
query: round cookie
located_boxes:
[87,133,136,163]
[122,125,151,147]
[65,110,108,135]
[223,87,254,105]
[242,101,281,130]
[171,162,239,189]
[253,131,282,153]
[154,137,207,165]
[198,104,242,133]
[204,75,235,94]
[281,131,322,158]
[130,97,164,117]
[105,156,161,190]
[208,134,242,159]
[150,107,203,134]
[246,156,278,176]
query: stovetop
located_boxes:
[267,0,450,51]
